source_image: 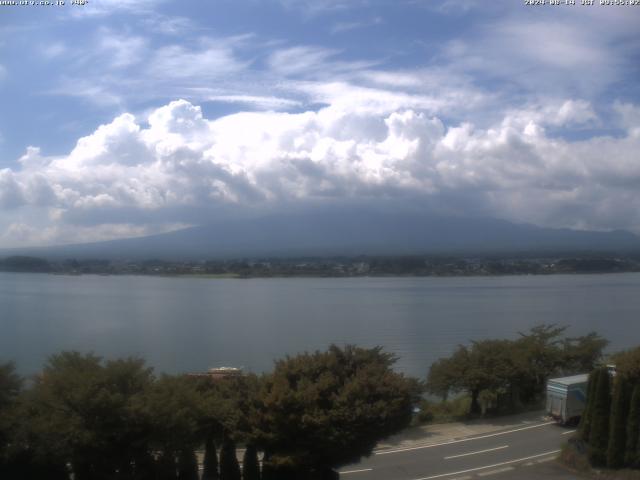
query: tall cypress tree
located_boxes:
[134,451,158,480]
[202,435,219,480]
[580,369,599,442]
[242,444,260,480]
[260,451,276,480]
[607,376,630,468]
[157,451,178,480]
[177,448,199,480]
[219,438,241,480]
[625,384,640,468]
[588,367,611,467]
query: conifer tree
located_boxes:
[579,369,599,442]
[625,384,640,468]
[157,451,178,480]
[134,451,158,480]
[219,438,241,480]
[607,376,630,468]
[202,435,219,480]
[177,448,199,480]
[260,451,276,480]
[242,444,261,480]
[588,367,611,466]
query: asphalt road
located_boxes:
[339,420,578,480]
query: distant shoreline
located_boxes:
[2,254,640,278]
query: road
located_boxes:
[339,419,578,480]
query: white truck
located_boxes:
[546,373,589,425]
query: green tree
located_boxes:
[588,367,611,467]
[611,346,640,383]
[514,324,566,403]
[255,345,421,477]
[142,375,204,455]
[260,451,276,480]
[157,451,177,480]
[427,325,609,416]
[579,369,599,443]
[561,332,608,374]
[19,352,155,479]
[219,438,241,480]
[242,444,260,480]
[625,384,640,467]
[426,348,467,402]
[202,435,219,480]
[427,340,517,414]
[178,448,199,480]
[607,376,630,468]
[0,362,21,462]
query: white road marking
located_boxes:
[376,422,555,456]
[561,430,577,435]
[449,476,473,480]
[535,457,556,463]
[444,445,509,460]
[410,449,561,480]
[339,468,373,475]
[477,466,514,476]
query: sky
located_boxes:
[0,0,639,248]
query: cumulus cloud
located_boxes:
[2,97,640,247]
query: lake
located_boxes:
[1,272,639,378]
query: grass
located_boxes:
[413,396,472,425]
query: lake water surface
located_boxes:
[2,272,639,378]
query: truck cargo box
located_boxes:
[546,374,589,425]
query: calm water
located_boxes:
[1,272,639,378]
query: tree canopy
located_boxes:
[255,344,422,476]
[427,325,608,414]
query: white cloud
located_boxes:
[441,14,635,97]
[148,41,249,80]
[330,16,382,34]
[70,0,164,17]
[615,102,640,138]
[41,43,66,59]
[99,32,147,68]
[3,98,640,247]
[200,94,302,110]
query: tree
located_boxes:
[142,375,204,456]
[219,438,241,480]
[607,376,630,468]
[255,345,422,477]
[588,367,611,466]
[514,324,567,403]
[625,384,640,468]
[579,369,599,443]
[242,444,260,480]
[19,352,155,479]
[0,362,21,410]
[561,332,608,374]
[427,325,609,416]
[612,346,640,383]
[178,448,199,480]
[260,451,277,480]
[0,362,21,469]
[157,451,177,480]
[427,340,517,414]
[202,435,219,480]
[426,347,467,402]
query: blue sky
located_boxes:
[0,0,639,247]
